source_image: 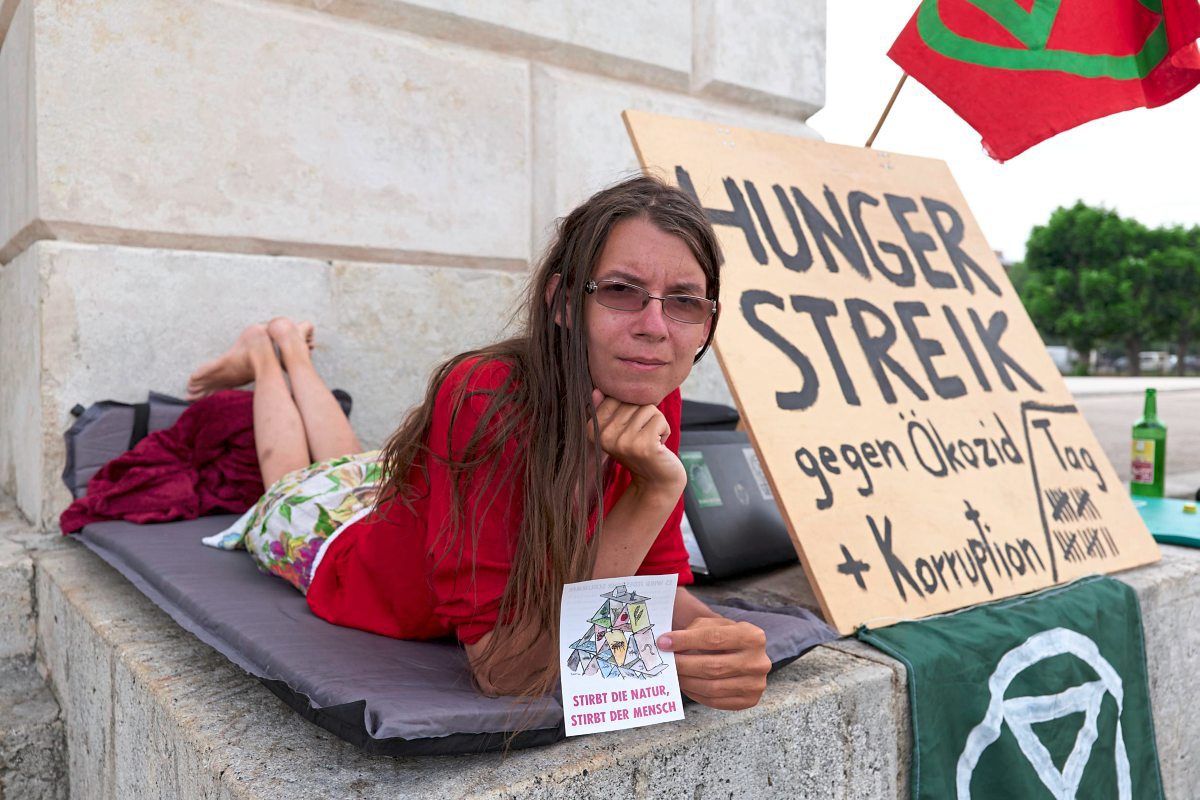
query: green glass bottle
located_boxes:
[1131,388,1167,497]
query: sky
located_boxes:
[807,1,1200,263]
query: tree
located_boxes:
[1006,260,1030,296]
[1079,243,1154,375]
[1150,226,1200,375]
[1019,202,1145,373]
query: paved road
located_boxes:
[1070,381,1200,500]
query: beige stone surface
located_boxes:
[9,241,525,529]
[268,0,692,91]
[35,539,906,799]
[0,246,42,518]
[0,655,67,799]
[0,0,21,49]
[328,258,525,447]
[1114,544,1200,797]
[25,0,531,265]
[0,510,35,659]
[693,0,826,116]
[0,0,35,251]
[1,0,830,531]
[531,64,822,254]
[33,242,338,529]
[34,533,1200,798]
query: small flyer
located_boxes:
[559,573,685,736]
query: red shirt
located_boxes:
[306,359,693,645]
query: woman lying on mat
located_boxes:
[190,176,770,709]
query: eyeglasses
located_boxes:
[583,279,717,325]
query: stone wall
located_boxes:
[0,0,826,529]
[22,524,1200,799]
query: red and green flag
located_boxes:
[889,0,1200,161]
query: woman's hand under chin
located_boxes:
[589,389,686,494]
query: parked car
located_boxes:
[1045,345,1073,373]
[1140,351,1171,372]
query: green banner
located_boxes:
[859,577,1163,800]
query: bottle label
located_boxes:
[1132,439,1156,483]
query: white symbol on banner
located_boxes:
[956,628,1130,800]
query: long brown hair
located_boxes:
[374,174,722,697]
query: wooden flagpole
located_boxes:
[865,73,908,148]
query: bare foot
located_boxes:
[186,324,270,400]
[267,317,314,365]
[298,320,316,350]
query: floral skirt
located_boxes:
[203,450,382,593]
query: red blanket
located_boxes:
[60,390,264,533]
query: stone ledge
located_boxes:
[0,656,67,799]
[23,524,1200,798]
[262,0,694,96]
[34,540,905,799]
[692,0,825,118]
[0,498,39,660]
[0,498,66,799]
[1111,545,1200,796]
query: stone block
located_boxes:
[33,532,1200,799]
[35,540,909,799]
[62,588,118,798]
[21,0,531,265]
[35,546,209,798]
[29,242,338,529]
[693,0,826,117]
[269,0,692,91]
[0,657,67,800]
[12,241,525,529]
[0,245,42,518]
[0,0,36,252]
[531,64,821,255]
[1114,545,1200,796]
[0,529,34,659]
[33,564,68,716]
[329,259,526,447]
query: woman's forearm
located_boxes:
[590,478,684,579]
[672,586,720,629]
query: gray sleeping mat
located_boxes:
[75,515,838,755]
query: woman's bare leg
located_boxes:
[242,325,313,487]
[267,317,363,461]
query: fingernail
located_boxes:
[657,634,672,650]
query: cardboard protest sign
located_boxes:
[560,575,684,736]
[623,110,1160,634]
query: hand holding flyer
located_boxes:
[560,574,686,736]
